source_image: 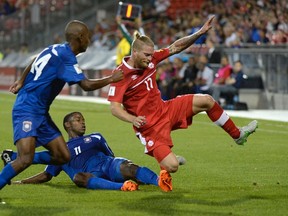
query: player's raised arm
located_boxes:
[167,15,215,56]
[78,69,123,91]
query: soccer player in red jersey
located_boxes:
[107,15,257,191]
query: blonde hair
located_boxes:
[132,32,154,51]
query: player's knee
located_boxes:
[73,172,94,188]
[61,152,70,163]
[196,94,215,110]
[203,94,215,107]
[165,163,179,173]
[161,160,179,173]
[53,151,71,164]
[120,161,139,179]
[15,155,33,171]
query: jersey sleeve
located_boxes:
[57,46,86,85]
[45,165,62,177]
[153,48,170,64]
[91,133,115,157]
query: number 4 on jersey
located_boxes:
[31,53,52,81]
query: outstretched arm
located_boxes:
[79,69,124,91]
[168,15,215,56]
[9,57,36,94]
[110,101,146,128]
[13,171,53,184]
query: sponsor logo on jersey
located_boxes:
[131,75,138,80]
[22,121,32,132]
[108,86,116,96]
[84,137,92,143]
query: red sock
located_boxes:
[207,102,240,139]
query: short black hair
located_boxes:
[63,112,82,131]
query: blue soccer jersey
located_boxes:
[45,133,127,182]
[13,43,85,114]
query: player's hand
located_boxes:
[111,69,124,83]
[9,80,23,94]
[199,15,215,34]
[132,116,146,128]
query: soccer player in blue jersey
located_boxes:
[2,112,172,191]
[0,20,123,190]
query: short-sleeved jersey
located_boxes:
[108,48,170,131]
[13,43,85,114]
[45,133,114,180]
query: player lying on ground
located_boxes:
[1,112,174,192]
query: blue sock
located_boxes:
[87,177,123,190]
[10,151,52,164]
[33,151,52,164]
[0,163,17,189]
[135,167,158,186]
[10,152,17,161]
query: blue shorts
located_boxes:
[12,111,61,147]
[86,156,128,182]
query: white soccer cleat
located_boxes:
[176,155,186,165]
[234,120,258,145]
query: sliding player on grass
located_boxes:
[2,112,172,192]
[107,15,258,191]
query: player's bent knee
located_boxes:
[166,164,179,173]
[53,152,71,164]
[120,161,139,179]
[15,155,33,170]
[161,161,179,173]
[73,172,94,188]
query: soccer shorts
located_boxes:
[12,111,61,147]
[136,94,193,163]
[87,156,128,182]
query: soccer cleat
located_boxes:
[234,120,258,145]
[158,170,172,192]
[121,180,139,191]
[176,155,186,165]
[1,149,13,166]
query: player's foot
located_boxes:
[176,155,186,165]
[1,149,13,166]
[234,120,258,145]
[121,180,138,191]
[158,170,172,192]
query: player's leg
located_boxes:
[0,137,36,189]
[36,114,70,165]
[120,160,160,185]
[192,94,257,144]
[153,146,175,192]
[43,135,70,165]
[73,172,138,191]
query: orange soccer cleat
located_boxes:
[121,180,139,191]
[158,170,172,192]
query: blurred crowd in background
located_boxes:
[0,0,287,54]
[0,0,287,106]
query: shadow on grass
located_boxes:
[119,192,268,216]
[0,202,70,216]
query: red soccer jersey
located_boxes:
[108,48,170,131]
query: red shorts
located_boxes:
[136,94,193,163]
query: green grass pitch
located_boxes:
[0,92,287,216]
